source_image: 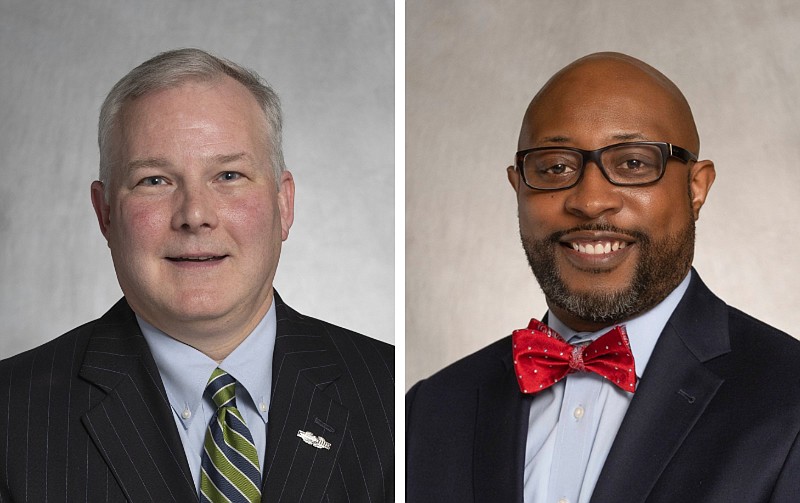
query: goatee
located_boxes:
[522,220,695,324]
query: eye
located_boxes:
[218,171,242,181]
[137,176,166,186]
[542,163,575,175]
[608,147,661,172]
[623,159,645,170]
[615,156,659,172]
[529,152,580,177]
[534,161,578,177]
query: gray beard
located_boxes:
[522,220,695,325]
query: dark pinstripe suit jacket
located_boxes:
[0,293,394,502]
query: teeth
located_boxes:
[571,241,628,255]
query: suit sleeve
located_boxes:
[405,380,422,429]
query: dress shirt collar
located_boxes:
[547,271,692,378]
[138,300,277,429]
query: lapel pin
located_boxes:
[297,430,332,450]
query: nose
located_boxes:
[171,183,219,232]
[563,162,624,220]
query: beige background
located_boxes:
[406,0,800,388]
[0,0,394,356]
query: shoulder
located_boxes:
[725,305,800,376]
[406,335,521,496]
[274,293,394,398]
[674,271,800,380]
[411,335,511,393]
[0,313,111,429]
[275,292,393,360]
[728,305,798,348]
[689,299,800,424]
[407,335,513,421]
[0,298,138,396]
[0,316,97,384]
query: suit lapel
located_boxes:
[262,295,348,502]
[79,299,196,502]
[591,273,730,503]
[474,344,529,503]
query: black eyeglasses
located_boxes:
[514,141,698,191]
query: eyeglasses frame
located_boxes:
[514,141,698,191]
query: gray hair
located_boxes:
[98,48,285,191]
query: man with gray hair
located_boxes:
[0,48,394,502]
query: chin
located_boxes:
[559,264,636,294]
[165,291,234,321]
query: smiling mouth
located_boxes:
[566,241,629,255]
[166,256,227,262]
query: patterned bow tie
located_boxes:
[512,319,637,394]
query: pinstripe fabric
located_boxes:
[0,298,195,502]
[263,294,395,502]
[0,293,394,502]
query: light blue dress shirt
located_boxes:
[138,300,276,493]
[523,273,691,503]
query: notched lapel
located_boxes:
[263,363,348,502]
[474,349,528,503]
[591,274,730,503]
[591,325,724,503]
[264,301,347,502]
[79,301,195,502]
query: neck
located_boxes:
[137,292,273,362]
[547,301,630,333]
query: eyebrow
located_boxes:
[212,152,251,165]
[125,157,172,172]
[539,132,649,144]
[124,152,252,172]
[610,132,648,142]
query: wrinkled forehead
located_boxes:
[519,57,699,152]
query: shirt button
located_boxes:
[573,406,584,420]
[259,402,268,413]
[181,408,191,420]
[558,498,569,503]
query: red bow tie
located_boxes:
[512,319,637,394]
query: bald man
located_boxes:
[406,53,800,502]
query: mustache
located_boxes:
[546,223,650,245]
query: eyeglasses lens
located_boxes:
[523,144,664,189]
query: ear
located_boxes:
[90,180,112,241]
[277,170,295,241]
[688,159,715,220]
[507,165,521,193]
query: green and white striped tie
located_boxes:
[199,368,262,503]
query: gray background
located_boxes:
[0,0,395,357]
[407,0,800,388]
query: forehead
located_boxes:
[520,60,696,150]
[116,76,268,155]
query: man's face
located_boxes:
[91,77,294,342]
[507,59,715,331]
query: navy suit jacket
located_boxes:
[406,272,800,502]
[0,293,394,502]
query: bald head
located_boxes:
[519,52,700,154]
